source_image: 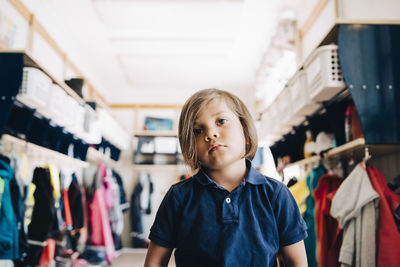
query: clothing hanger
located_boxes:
[0,140,5,155]
[348,151,355,167]
[362,146,371,168]
[0,139,11,164]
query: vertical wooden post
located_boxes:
[27,13,35,52]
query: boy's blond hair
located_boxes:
[178,88,258,171]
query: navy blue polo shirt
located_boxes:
[149,160,307,267]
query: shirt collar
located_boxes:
[194,158,267,186]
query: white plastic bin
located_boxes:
[275,87,293,128]
[287,70,320,124]
[69,104,85,137]
[17,67,52,109]
[304,44,346,102]
[63,95,79,131]
[48,84,68,126]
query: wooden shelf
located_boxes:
[134,130,178,137]
[286,138,400,168]
[1,134,89,168]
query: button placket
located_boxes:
[221,193,238,223]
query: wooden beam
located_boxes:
[27,13,35,52]
[8,0,30,21]
[299,0,331,39]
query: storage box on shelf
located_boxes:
[17,67,52,109]
[303,44,346,102]
[64,96,86,137]
[47,84,68,126]
[287,70,320,125]
[275,87,294,128]
[260,44,346,148]
[260,104,278,136]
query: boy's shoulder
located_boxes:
[246,167,285,191]
[253,174,286,198]
[170,176,196,193]
[263,175,285,189]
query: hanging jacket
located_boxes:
[367,165,400,267]
[112,170,129,212]
[9,170,28,265]
[9,153,29,263]
[331,164,379,267]
[68,174,84,230]
[87,163,115,264]
[67,174,85,253]
[100,166,122,236]
[0,178,4,210]
[48,163,63,229]
[139,173,153,215]
[144,174,153,215]
[313,174,343,267]
[26,167,58,266]
[108,175,124,236]
[130,180,143,234]
[0,158,19,260]
[62,186,73,230]
[289,173,310,215]
[303,164,326,267]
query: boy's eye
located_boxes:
[193,128,203,135]
[217,119,227,125]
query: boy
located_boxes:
[144,89,308,267]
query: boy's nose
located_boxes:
[205,129,219,142]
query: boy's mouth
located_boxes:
[209,144,224,153]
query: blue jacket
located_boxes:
[0,158,19,259]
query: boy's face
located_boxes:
[193,97,246,171]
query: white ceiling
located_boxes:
[22,0,297,108]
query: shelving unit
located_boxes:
[132,132,182,167]
[269,1,400,181]
[0,50,94,110]
[130,116,191,178]
[0,50,131,163]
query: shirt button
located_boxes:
[225,197,231,204]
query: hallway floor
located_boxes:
[110,249,176,267]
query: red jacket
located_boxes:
[313,174,343,267]
[367,165,400,267]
